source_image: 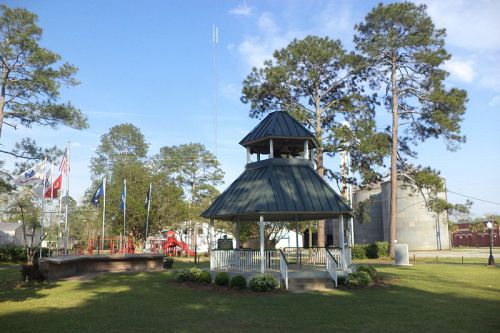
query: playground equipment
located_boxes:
[149,230,195,256]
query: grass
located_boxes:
[0,262,499,333]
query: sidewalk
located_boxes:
[410,248,500,258]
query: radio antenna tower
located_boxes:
[212,24,219,157]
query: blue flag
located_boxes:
[91,182,105,206]
[120,179,126,211]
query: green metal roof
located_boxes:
[239,111,318,148]
[201,158,352,222]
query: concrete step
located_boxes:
[287,277,336,292]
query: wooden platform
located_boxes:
[38,254,165,280]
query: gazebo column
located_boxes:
[234,219,240,249]
[269,139,274,158]
[246,147,251,164]
[260,215,265,274]
[209,219,214,270]
[295,218,300,267]
[339,214,345,269]
[303,140,309,160]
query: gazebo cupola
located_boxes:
[239,111,319,164]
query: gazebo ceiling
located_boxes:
[201,158,352,222]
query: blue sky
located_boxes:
[3,0,499,217]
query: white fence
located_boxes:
[211,249,279,271]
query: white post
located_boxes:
[303,140,309,159]
[246,147,251,164]
[339,214,345,269]
[260,215,265,274]
[269,139,274,158]
[234,219,240,249]
[350,216,354,246]
[209,219,214,270]
[295,218,299,266]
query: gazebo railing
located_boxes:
[211,249,279,271]
[325,248,339,287]
[282,247,343,266]
[278,249,289,290]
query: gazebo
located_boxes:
[202,111,354,288]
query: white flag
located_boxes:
[32,168,52,198]
[13,161,45,186]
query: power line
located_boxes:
[446,190,500,206]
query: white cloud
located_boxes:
[236,12,300,68]
[488,95,500,107]
[421,0,500,51]
[228,2,253,17]
[442,58,476,83]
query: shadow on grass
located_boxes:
[0,266,498,333]
[0,268,59,303]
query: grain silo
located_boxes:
[353,180,449,250]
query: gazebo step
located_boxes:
[287,277,335,293]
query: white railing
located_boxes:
[283,247,345,266]
[344,247,352,269]
[325,248,339,287]
[211,250,279,271]
[278,250,288,290]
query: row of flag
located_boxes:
[12,149,69,199]
[91,179,152,209]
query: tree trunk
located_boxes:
[315,95,326,248]
[389,58,399,258]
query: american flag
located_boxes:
[59,149,70,174]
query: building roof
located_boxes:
[239,111,318,148]
[0,222,22,233]
[201,158,352,221]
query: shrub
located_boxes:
[214,272,230,286]
[346,271,371,288]
[356,265,377,280]
[365,243,379,259]
[0,245,26,263]
[230,275,247,290]
[21,263,45,282]
[375,241,389,257]
[176,270,193,282]
[163,257,174,269]
[248,274,278,292]
[351,244,367,259]
[189,267,203,280]
[336,274,348,286]
[198,271,212,284]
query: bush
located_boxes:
[176,268,202,282]
[337,274,348,286]
[215,272,230,286]
[230,275,247,290]
[356,265,377,280]
[365,243,379,259]
[248,274,278,292]
[351,244,367,259]
[163,257,174,269]
[0,245,26,263]
[346,271,371,288]
[198,271,212,284]
[375,241,389,257]
[21,263,45,282]
[176,270,193,282]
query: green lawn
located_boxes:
[0,262,499,333]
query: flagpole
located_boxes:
[123,178,127,252]
[145,183,152,251]
[64,142,71,255]
[101,176,106,252]
[48,164,54,256]
[39,157,47,259]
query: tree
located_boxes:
[241,35,387,247]
[354,2,467,257]
[0,5,88,139]
[3,189,43,265]
[153,143,223,249]
[89,123,149,181]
